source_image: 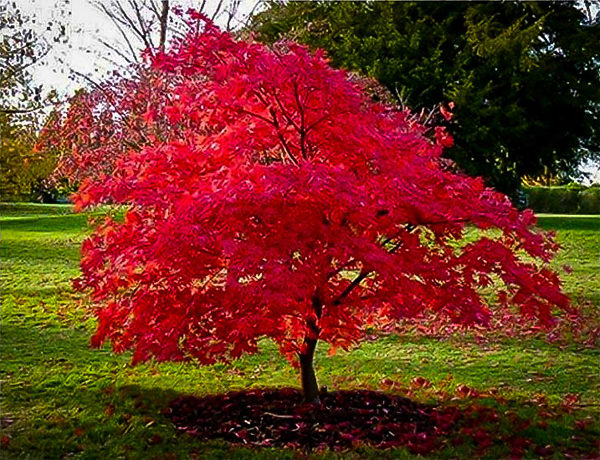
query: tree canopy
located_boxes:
[252,1,600,197]
[47,14,571,401]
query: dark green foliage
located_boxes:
[252,1,600,199]
[580,187,600,214]
[525,185,600,214]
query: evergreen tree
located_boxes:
[252,1,600,198]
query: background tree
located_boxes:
[38,71,178,189]
[38,0,264,190]
[0,112,59,201]
[75,0,261,81]
[251,1,600,199]
[0,1,68,114]
[0,1,66,200]
[60,15,570,403]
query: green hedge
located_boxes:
[524,185,600,214]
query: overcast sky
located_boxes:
[20,0,263,93]
[14,0,600,183]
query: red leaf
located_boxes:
[50,11,570,383]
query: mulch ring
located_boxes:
[166,388,460,454]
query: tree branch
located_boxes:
[332,270,370,306]
[158,0,169,50]
[93,1,140,63]
[293,82,307,159]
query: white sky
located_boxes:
[14,0,600,183]
[19,0,263,94]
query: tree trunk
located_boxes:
[159,0,169,51]
[299,291,322,403]
[299,337,319,403]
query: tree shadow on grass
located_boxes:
[165,387,600,458]
[1,321,294,458]
[2,381,302,459]
[2,321,599,459]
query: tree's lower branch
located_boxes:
[332,269,370,306]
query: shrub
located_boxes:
[525,186,600,214]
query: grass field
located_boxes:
[1,204,599,459]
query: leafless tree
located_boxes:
[0,1,66,114]
[88,0,263,67]
[582,0,600,26]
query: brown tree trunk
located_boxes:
[299,337,319,402]
[159,0,169,51]
[299,291,322,403]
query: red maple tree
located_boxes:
[44,14,570,402]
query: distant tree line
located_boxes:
[3,1,599,202]
[0,2,66,201]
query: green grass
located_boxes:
[536,214,600,306]
[1,204,599,459]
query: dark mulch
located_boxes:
[166,388,460,453]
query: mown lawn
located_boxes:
[1,204,599,459]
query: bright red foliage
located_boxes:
[46,16,569,370]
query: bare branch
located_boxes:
[92,1,140,63]
[211,0,226,22]
[237,0,264,29]
[97,37,136,64]
[159,0,169,50]
[115,1,152,50]
[0,105,46,114]
[332,270,370,306]
[225,0,241,31]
